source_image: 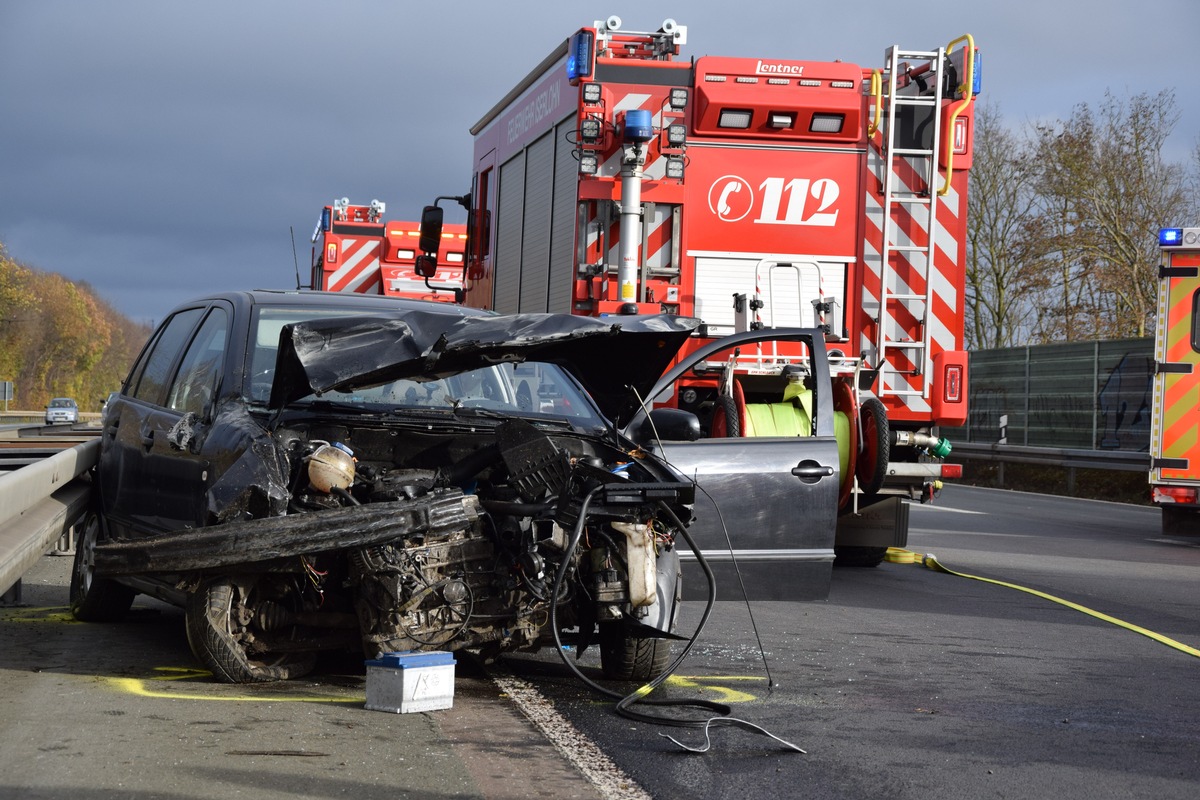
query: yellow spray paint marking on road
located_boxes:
[0,606,77,624]
[105,666,365,704]
[664,675,762,704]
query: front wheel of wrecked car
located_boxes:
[185,575,317,683]
[69,510,135,622]
[598,622,672,682]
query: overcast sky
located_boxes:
[2,0,1196,326]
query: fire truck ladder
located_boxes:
[875,45,947,403]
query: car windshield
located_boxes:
[246,307,606,427]
[50,398,75,408]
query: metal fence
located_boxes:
[943,337,1154,452]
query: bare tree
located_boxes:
[965,102,1041,348]
[1029,90,1191,339]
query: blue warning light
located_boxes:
[1159,228,1184,247]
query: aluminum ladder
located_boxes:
[875,45,946,403]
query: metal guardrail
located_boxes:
[0,439,98,599]
[952,441,1150,472]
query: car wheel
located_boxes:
[598,621,671,681]
[185,575,317,683]
[69,510,136,622]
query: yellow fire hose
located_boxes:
[885,548,1200,659]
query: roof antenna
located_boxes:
[290,226,304,289]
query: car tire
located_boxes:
[69,510,136,622]
[598,622,671,681]
[185,575,317,683]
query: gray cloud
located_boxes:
[2,0,1196,325]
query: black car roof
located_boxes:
[167,289,492,318]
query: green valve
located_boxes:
[930,437,953,459]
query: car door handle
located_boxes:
[142,430,154,449]
[792,460,834,485]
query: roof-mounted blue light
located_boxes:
[624,109,654,143]
[567,30,594,83]
[1160,227,1184,247]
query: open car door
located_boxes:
[628,328,840,601]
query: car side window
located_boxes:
[167,308,229,415]
[129,307,206,405]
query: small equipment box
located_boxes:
[364,650,456,713]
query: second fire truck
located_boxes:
[421,17,980,566]
[311,198,466,302]
[1150,227,1200,536]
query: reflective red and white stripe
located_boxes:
[861,143,964,417]
[327,238,382,293]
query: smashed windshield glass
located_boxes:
[246,307,604,426]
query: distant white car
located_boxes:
[45,397,79,425]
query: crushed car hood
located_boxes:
[269,311,701,427]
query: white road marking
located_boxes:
[488,664,652,800]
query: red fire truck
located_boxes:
[311,198,465,302]
[1150,227,1200,535]
[421,17,979,567]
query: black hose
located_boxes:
[547,488,730,726]
[443,442,502,486]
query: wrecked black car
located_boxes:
[71,290,699,683]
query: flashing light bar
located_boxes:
[718,109,752,129]
[1160,228,1184,247]
[767,78,789,86]
[567,30,594,83]
[735,76,758,84]
[830,80,855,89]
[799,79,821,87]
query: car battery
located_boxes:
[364,651,456,713]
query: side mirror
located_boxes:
[418,205,444,255]
[640,407,701,442]
[414,254,438,279]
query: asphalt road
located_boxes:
[501,486,1200,799]
[2,485,1198,799]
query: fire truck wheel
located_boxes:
[598,622,672,681]
[856,396,890,497]
[185,575,317,683]
[1161,506,1200,536]
[69,510,136,622]
[833,546,888,568]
